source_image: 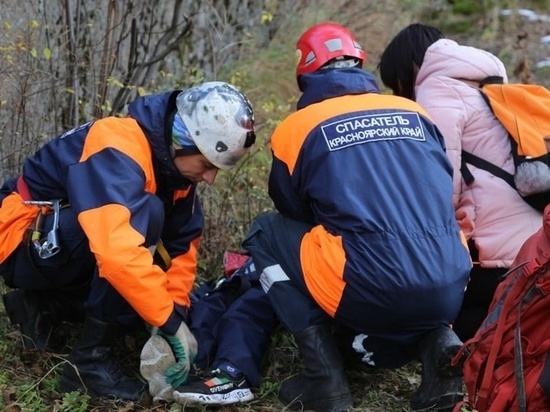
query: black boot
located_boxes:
[279,324,353,411]
[60,314,145,400]
[410,326,465,411]
[3,289,63,351]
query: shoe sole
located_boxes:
[60,369,144,400]
[410,371,464,411]
[173,388,254,405]
[410,390,464,411]
[279,394,354,412]
[59,374,92,396]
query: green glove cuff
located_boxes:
[163,333,187,361]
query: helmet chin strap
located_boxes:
[172,146,202,158]
[322,57,361,70]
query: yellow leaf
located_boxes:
[30,47,37,58]
[43,48,52,59]
[107,76,124,88]
[260,11,273,24]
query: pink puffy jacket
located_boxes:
[415,39,542,268]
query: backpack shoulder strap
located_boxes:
[459,76,517,188]
[461,150,516,189]
[460,155,475,186]
[478,76,504,114]
[479,76,505,87]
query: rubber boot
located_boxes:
[60,314,145,400]
[410,326,465,411]
[3,289,62,351]
[279,324,353,411]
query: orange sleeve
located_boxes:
[165,237,200,307]
[0,193,39,263]
[79,204,176,327]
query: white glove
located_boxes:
[140,332,176,401]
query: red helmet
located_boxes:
[296,22,366,77]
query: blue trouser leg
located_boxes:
[242,212,329,334]
[213,286,278,387]
[189,258,278,387]
[189,288,228,369]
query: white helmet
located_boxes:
[175,81,256,170]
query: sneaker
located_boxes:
[173,368,254,405]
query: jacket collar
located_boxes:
[297,67,380,110]
[127,90,191,188]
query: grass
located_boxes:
[0,277,417,411]
[2,1,549,411]
[0,4,422,409]
[0,297,418,411]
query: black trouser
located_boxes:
[452,264,506,341]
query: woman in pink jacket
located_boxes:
[379,23,542,341]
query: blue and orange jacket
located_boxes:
[0,91,202,334]
[270,68,471,337]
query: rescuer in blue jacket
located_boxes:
[242,23,472,411]
[0,82,259,401]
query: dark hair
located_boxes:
[378,24,444,100]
